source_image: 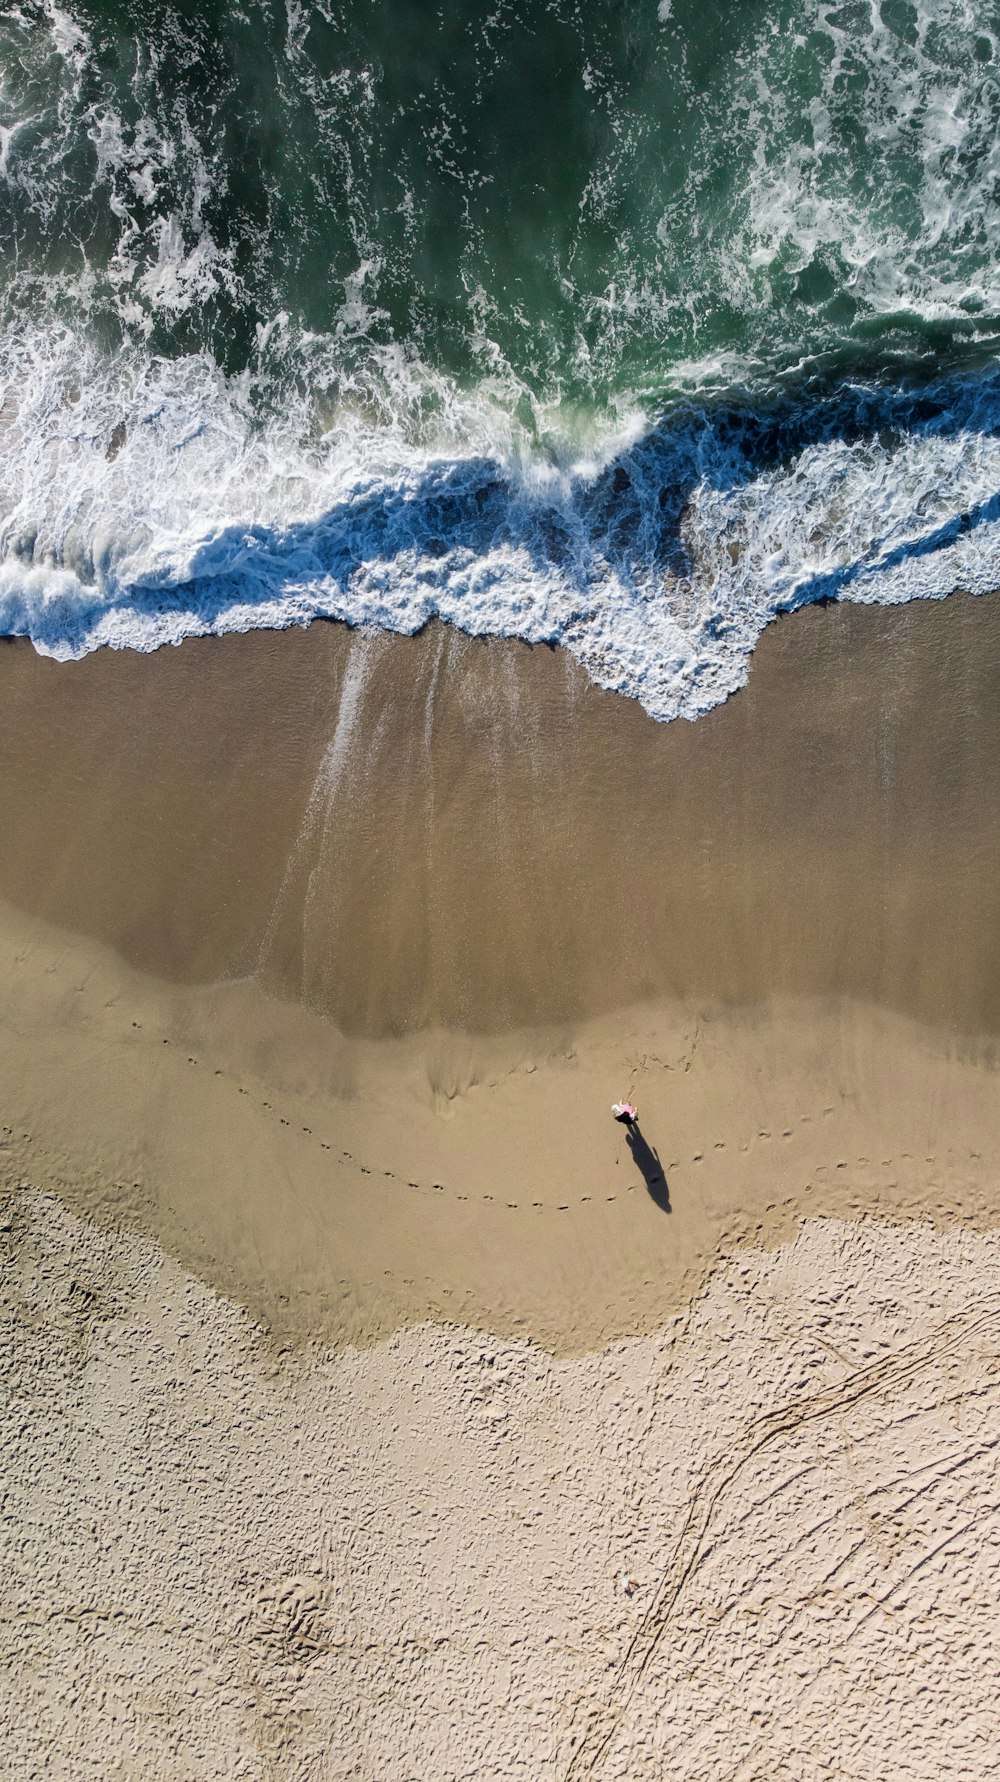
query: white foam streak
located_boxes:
[3,0,1000,718]
[1,323,999,720]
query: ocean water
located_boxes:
[1,0,999,718]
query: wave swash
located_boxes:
[2,0,1000,719]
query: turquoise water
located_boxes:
[1,0,1000,716]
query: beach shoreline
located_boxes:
[6,4,1000,1772]
[3,598,1000,1777]
[2,595,1000,1348]
[3,590,1000,1036]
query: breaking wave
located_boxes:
[2,0,1000,717]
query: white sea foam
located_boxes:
[1,0,1000,718]
[1,322,1000,721]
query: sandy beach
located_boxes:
[3,596,1000,1774]
[3,592,1000,1039]
[5,5,1000,1774]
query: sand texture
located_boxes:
[3,602,1000,1777]
[3,1189,999,1782]
[1,599,1000,1354]
[2,592,1000,1038]
[2,896,1000,1355]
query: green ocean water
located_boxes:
[1,0,1000,716]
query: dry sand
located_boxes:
[2,599,1000,1774]
[4,1189,999,1781]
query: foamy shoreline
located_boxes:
[3,595,1000,1037]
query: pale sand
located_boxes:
[3,1189,999,1781]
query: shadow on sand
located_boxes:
[625,1121,671,1213]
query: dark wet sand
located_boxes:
[1,592,999,1038]
[2,596,1000,1351]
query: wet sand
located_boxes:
[0,597,999,1350]
[3,892,1000,1352]
[5,599,1000,1780]
[1,590,1000,1038]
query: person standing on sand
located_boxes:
[612,1099,637,1126]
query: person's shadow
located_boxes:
[625,1122,671,1212]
